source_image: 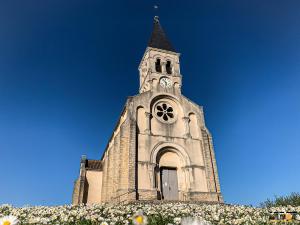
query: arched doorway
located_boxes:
[150,142,191,201]
[156,149,182,200]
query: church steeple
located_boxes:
[148,16,176,52]
[139,17,181,94]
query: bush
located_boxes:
[261,192,300,207]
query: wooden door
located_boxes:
[161,168,178,200]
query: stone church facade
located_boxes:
[72,17,223,204]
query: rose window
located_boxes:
[156,103,174,121]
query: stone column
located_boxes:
[149,163,158,189]
[144,112,152,134]
[183,116,191,138]
[177,84,182,95]
[161,61,166,74]
[174,83,182,95]
[150,58,156,73]
[79,155,86,178]
[78,155,87,204]
[147,79,153,91]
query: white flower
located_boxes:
[174,217,181,224]
[100,222,109,225]
[181,217,211,225]
[0,215,19,225]
[132,211,147,225]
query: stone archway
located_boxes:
[150,142,191,200]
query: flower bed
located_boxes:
[1,202,300,225]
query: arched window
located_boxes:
[155,58,162,73]
[137,106,146,133]
[166,60,172,74]
[189,113,199,138]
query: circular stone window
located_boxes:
[154,100,177,123]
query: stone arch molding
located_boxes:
[150,93,180,105]
[149,94,183,115]
[150,142,191,167]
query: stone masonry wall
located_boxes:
[201,128,223,202]
[127,115,137,201]
[72,179,80,204]
[116,119,131,199]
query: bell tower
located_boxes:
[139,16,182,95]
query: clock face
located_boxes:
[160,77,173,88]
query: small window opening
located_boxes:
[155,58,162,73]
[166,61,172,74]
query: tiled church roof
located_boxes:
[148,16,176,52]
[85,159,102,171]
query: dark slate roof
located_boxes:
[85,159,102,171]
[148,16,176,52]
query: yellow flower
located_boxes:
[285,213,293,221]
[0,216,19,225]
[133,211,147,225]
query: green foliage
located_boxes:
[147,214,174,225]
[261,192,300,207]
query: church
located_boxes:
[72,17,223,204]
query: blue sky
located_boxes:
[0,0,299,206]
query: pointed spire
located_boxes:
[148,16,176,52]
